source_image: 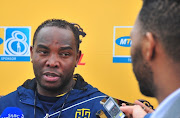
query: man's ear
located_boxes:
[30,46,33,63]
[142,32,156,61]
[76,50,82,67]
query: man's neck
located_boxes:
[153,60,180,103]
[151,47,180,103]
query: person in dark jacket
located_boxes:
[0,19,109,118]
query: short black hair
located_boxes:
[33,19,86,51]
[139,0,180,62]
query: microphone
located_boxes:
[0,107,24,118]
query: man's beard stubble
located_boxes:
[132,46,156,97]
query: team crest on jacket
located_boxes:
[75,108,90,118]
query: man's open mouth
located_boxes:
[43,72,60,82]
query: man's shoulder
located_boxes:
[80,83,107,97]
[151,89,180,118]
[0,90,19,113]
[0,85,34,103]
[0,78,36,102]
[0,90,18,101]
[0,85,35,113]
[73,74,107,96]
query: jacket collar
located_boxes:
[18,74,100,106]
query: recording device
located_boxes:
[96,97,154,118]
[103,97,125,118]
[0,107,24,118]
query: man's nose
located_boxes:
[45,54,59,68]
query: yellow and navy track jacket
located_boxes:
[0,74,110,118]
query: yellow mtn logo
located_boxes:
[75,108,90,118]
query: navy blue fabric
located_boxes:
[0,74,110,118]
[37,92,59,113]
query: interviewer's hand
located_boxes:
[120,100,154,118]
[134,100,154,113]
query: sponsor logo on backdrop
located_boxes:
[113,26,132,63]
[0,27,31,61]
[116,36,131,47]
[78,54,85,65]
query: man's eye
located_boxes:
[60,53,70,57]
[37,50,48,55]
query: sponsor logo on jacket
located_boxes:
[75,108,90,118]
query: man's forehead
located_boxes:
[34,27,75,46]
[39,26,72,34]
[37,27,74,38]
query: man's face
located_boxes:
[30,26,80,92]
[130,18,155,97]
